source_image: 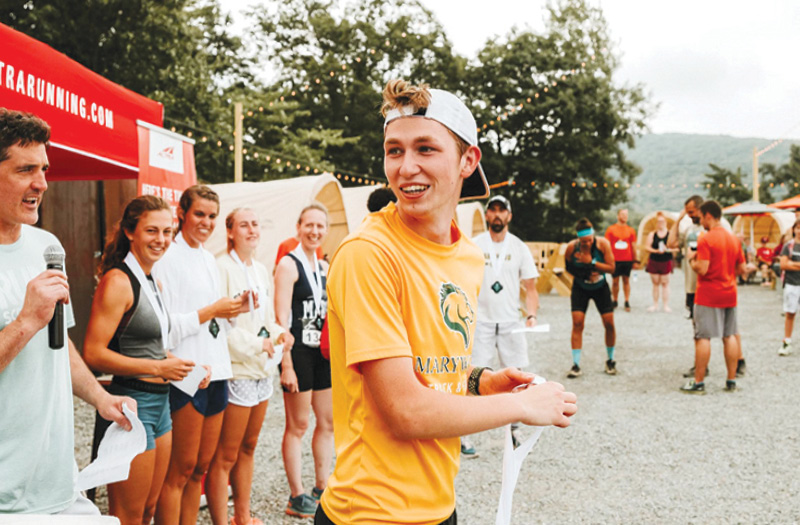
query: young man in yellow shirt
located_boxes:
[318,80,578,525]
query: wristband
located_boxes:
[468,366,491,395]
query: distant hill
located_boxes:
[620,133,800,214]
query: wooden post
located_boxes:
[752,146,759,202]
[234,102,243,183]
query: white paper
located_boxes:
[263,344,284,370]
[77,404,146,491]
[496,375,547,525]
[171,365,207,397]
[512,323,550,334]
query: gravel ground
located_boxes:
[74,269,800,524]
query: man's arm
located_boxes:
[780,254,800,271]
[667,210,684,249]
[0,270,69,373]
[523,278,539,327]
[688,253,710,276]
[361,356,576,440]
[69,339,135,431]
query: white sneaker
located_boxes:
[779,341,792,356]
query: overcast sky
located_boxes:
[226,0,800,140]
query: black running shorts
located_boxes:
[612,261,634,278]
[571,282,614,315]
[280,344,331,393]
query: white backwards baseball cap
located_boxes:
[384,88,490,200]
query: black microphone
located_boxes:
[44,245,66,349]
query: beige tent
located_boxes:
[731,211,795,246]
[206,174,348,273]
[456,202,487,238]
[341,185,378,231]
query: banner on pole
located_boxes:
[137,121,197,225]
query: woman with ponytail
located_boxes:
[83,195,195,525]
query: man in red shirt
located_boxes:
[605,208,637,311]
[681,200,746,394]
[755,236,774,286]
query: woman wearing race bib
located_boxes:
[83,196,195,525]
[274,203,333,519]
[206,208,294,525]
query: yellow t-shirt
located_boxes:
[321,203,483,525]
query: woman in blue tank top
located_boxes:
[274,203,333,518]
[83,196,195,525]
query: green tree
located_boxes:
[469,0,651,241]
[761,144,800,200]
[2,0,252,183]
[702,164,759,206]
[251,0,466,184]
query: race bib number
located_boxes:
[302,317,323,347]
[614,240,628,250]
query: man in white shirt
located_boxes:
[465,195,539,455]
[0,108,134,515]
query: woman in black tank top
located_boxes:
[644,212,676,312]
[83,196,194,525]
[273,204,334,517]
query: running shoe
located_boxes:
[724,380,738,392]
[311,486,324,503]
[736,358,746,377]
[567,364,582,378]
[461,438,479,459]
[286,493,317,519]
[779,341,792,356]
[624,301,631,312]
[604,359,617,375]
[679,379,706,395]
[683,365,709,378]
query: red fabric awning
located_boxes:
[0,23,163,180]
[769,194,800,210]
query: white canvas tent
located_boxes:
[341,185,378,231]
[206,174,348,273]
[456,202,487,238]
[731,210,795,246]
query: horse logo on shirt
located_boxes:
[439,282,474,349]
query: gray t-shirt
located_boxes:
[0,225,77,513]
[781,241,800,286]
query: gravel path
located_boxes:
[74,269,800,524]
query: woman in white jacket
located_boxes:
[206,208,294,525]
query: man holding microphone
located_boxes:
[0,108,134,515]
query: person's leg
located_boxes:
[207,403,252,525]
[785,313,796,340]
[310,388,334,492]
[180,410,225,525]
[155,403,205,525]
[108,448,156,525]
[693,338,711,383]
[661,274,671,312]
[571,311,585,359]
[622,274,631,304]
[283,390,313,497]
[230,401,269,525]
[611,276,620,303]
[143,432,172,525]
[601,312,616,350]
[722,335,739,381]
[648,273,659,311]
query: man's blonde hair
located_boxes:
[381,79,469,157]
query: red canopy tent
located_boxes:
[0,22,163,180]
